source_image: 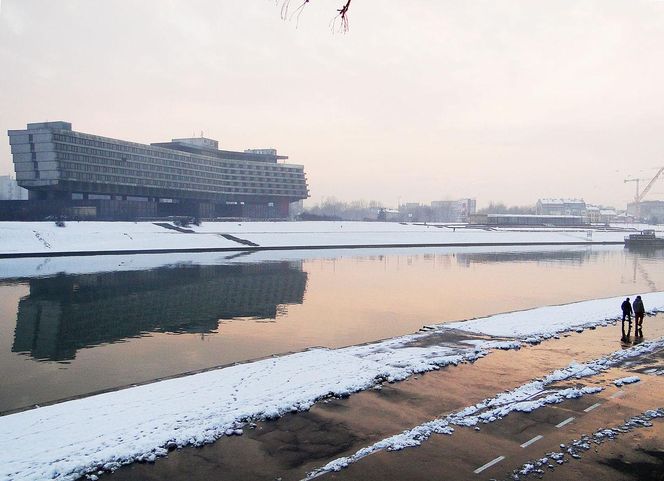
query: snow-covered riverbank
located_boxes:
[0,221,635,257]
[2,292,664,481]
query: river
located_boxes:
[1,245,662,412]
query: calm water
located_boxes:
[1,245,663,412]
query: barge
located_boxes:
[624,229,664,248]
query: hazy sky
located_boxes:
[1,0,664,208]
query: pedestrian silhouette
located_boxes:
[621,297,633,340]
[633,295,645,338]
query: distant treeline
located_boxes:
[300,198,536,222]
[476,202,535,215]
[300,198,383,221]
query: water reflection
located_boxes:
[12,262,307,362]
[455,249,597,266]
[625,245,664,259]
[625,250,661,291]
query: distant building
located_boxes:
[469,214,589,226]
[613,211,636,224]
[586,205,617,224]
[430,198,476,222]
[599,209,617,224]
[398,202,428,222]
[628,200,664,223]
[377,208,399,221]
[586,205,601,223]
[394,198,477,223]
[536,198,587,217]
[5,121,309,220]
[0,175,28,200]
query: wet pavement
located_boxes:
[105,316,664,481]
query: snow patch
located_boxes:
[443,292,664,338]
[613,376,640,386]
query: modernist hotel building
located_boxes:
[5,121,309,220]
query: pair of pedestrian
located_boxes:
[621,295,645,340]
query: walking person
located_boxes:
[621,297,633,340]
[633,295,645,338]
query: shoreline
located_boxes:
[0,240,625,259]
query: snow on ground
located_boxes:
[613,376,640,386]
[2,293,664,481]
[0,221,241,255]
[0,221,629,256]
[304,336,664,480]
[0,349,389,481]
[445,292,664,338]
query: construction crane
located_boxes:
[625,166,664,219]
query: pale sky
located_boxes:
[1,0,663,209]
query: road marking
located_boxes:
[520,434,543,448]
[556,416,575,428]
[610,390,625,399]
[584,402,602,413]
[474,456,505,474]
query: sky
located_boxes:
[1,0,663,209]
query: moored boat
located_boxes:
[624,229,664,248]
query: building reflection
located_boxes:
[455,249,597,267]
[13,262,308,362]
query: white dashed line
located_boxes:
[474,456,506,474]
[556,416,575,428]
[610,390,625,399]
[520,434,543,448]
[584,402,602,413]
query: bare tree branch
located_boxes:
[280,0,353,31]
[335,0,352,32]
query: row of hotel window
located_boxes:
[52,135,292,170]
[67,172,306,195]
[54,147,304,179]
[70,194,279,207]
[58,161,306,190]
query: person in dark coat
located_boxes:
[621,297,633,339]
[633,295,645,338]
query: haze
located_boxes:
[1,0,663,208]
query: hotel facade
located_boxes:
[6,121,309,220]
